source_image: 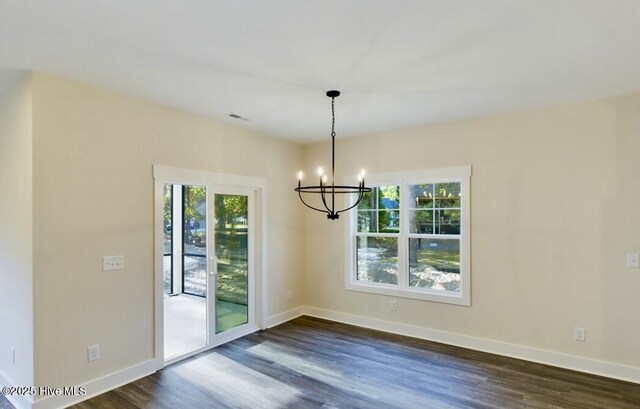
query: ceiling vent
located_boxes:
[227,113,250,121]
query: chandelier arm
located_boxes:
[297,190,331,214]
[331,185,335,215]
[319,185,334,214]
[336,189,366,216]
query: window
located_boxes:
[346,166,471,305]
[356,186,400,285]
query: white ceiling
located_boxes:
[1,1,639,144]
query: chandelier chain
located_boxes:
[331,97,336,139]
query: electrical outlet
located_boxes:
[11,348,15,364]
[627,253,639,268]
[574,327,586,342]
[103,255,124,271]
[286,290,292,300]
[390,300,398,311]
[88,345,100,362]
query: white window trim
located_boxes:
[345,166,471,306]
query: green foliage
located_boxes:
[411,210,432,234]
[374,236,397,252]
[436,182,459,197]
[356,186,400,233]
[379,186,399,202]
[163,185,172,225]
[215,194,248,229]
[184,185,206,222]
[357,190,374,210]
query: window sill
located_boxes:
[345,281,470,306]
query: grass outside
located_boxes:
[415,249,460,274]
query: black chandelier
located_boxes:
[295,90,372,220]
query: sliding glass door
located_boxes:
[164,183,254,361]
[213,193,250,334]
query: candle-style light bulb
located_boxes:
[358,169,366,186]
[322,174,328,183]
[297,171,304,180]
[317,167,324,177]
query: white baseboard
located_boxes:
[31,359,156,409]
[0,369,33,409]
[303,306,640,385]
[266,307,304,328]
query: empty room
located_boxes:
[1,1,639,408]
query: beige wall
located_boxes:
[31,73,304,387]
[0,70,34,388]
[11,70,640,391]
[303,95,640,368]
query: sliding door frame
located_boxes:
[153,165,268,370]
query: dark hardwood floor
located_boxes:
[40,316,640,408]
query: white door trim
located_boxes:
[152,165,268,371]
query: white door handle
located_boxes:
[210,256,217,276]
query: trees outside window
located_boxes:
[347,166,471,306]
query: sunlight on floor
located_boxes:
[248,341,342,382]
[164,294,250,359]
[172,352,305,408]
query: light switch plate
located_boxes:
[103,255,124,271]
[627,253,639,268]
